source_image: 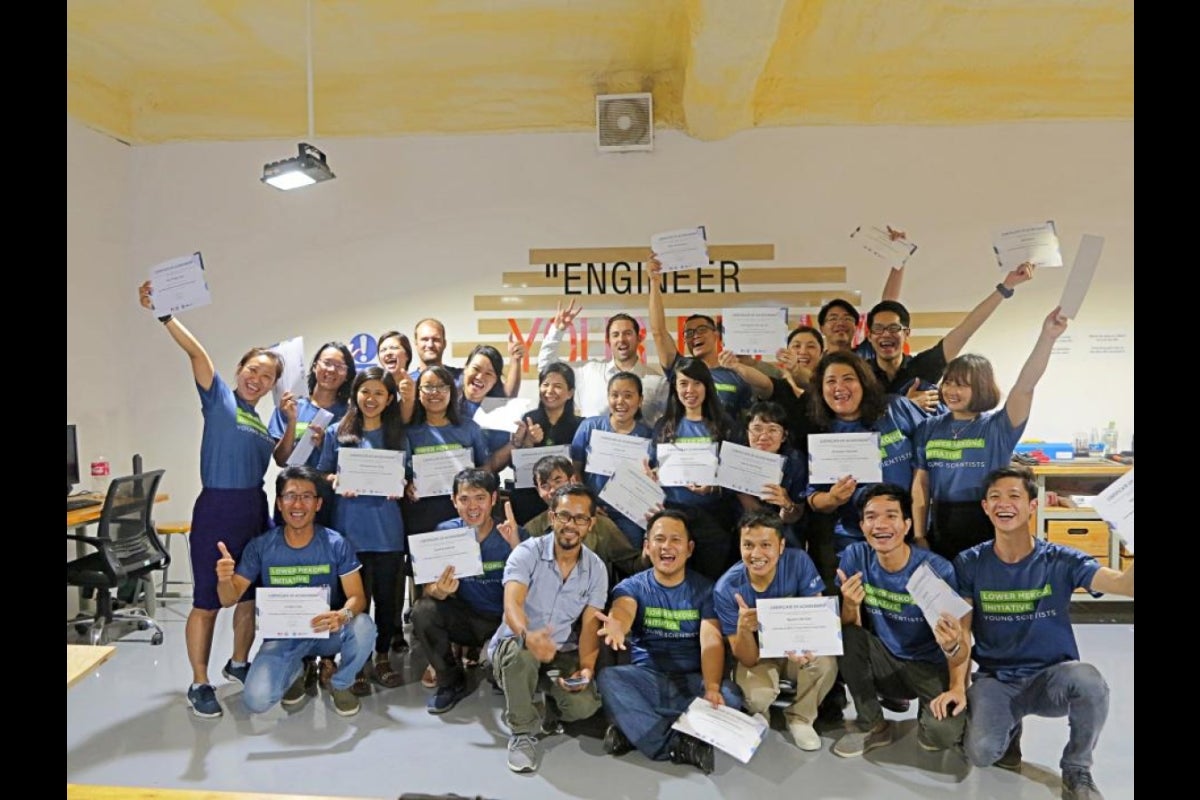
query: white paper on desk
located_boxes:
[905,562,972,631]
[1058,234,1105,319]
[850,225,918,267]
[807,432,882,484]
[511,444,571,489]
[992,220,1063,269]
[408,526,485,585]
[656,442,719,487]
[671,698,769,764]
[722,307,788,356]
[335,448,406,497]
[717,441,785,498]
[286,408,335,467]
[599,465,665,531]
[585,430,652,477]
[413,448,476,498]
[257,586,330,639]
[756,596,844,658]
[149,251,211,315]
[651,226,709,273]
[1090,468,1134,554]
[473,397,536,433]
[269,335,308,405]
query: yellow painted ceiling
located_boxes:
[67,0,1134,145]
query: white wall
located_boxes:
[67,115,1133,536]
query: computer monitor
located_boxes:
[67,423,80,495]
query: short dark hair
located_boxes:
[452,468,498,496]
[376,330,413,371]
[684,313,721,336]
[818,299,860,327]
[983,466,1037,499]
[859,483,913,521]
[866,300,911,331]
[551,483,597,516]
[533,454,574,486]
[276,465,322,496]
[737,509,784,538]
[941,354,1002,412]
[786,325,824,350]
[645,508,692,540]
[605,313,641,340]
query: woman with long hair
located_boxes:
[509,362,581,524]
[457,344,516,468]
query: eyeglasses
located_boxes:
[280,492,318,504]
[419,384,451,395]
[683,325,715,339]
[552,510,593,527]
[869,324,907,336]
[748,424,785,438]
[316,359,348,374]
[823,313,856,324]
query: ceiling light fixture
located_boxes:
[262,0,335,190]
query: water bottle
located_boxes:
[1102,422,1119,456]
[90,455,111,496]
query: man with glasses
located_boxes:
[213,465,376,718]
[488,484,608,773]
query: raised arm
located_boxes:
[139,281,215,391]
[940,262,1035,361]
[647,257,680,370]
[538,300,582,372]
[1090,559,1134,598]
[881,227,908,302]
[1004,307,1069,428]
[504,334,525,398]
[717,350,773,399]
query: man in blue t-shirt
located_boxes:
[214,465,376,718]
[954,466,1134,800]
[831,484,969,759]
[594,509,743,774]
[411,468,526,715]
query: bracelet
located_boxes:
[995,283,1014,299]
[157,314,174,324]
[943,641,962,658]
[338,608,353,623]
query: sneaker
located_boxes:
[186,684,223,718]
[996,726,1023,771]
[833,721,893,758]
[329,686,361,717]
[880,696,911,713]
[916,727,945,752]
[787,721,823,752]
[350,668,372,697]
[507,733,539,773]
[421,664,438,690]
[281,671,308,707]
[1061,768,1104,800]
[302,657,319,694]
[669,733,714,775]
[426,682,470,714]
[221,659,250,685]
[603,724,634,756]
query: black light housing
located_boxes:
[261,142,336,190]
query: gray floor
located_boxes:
[67,597,1135,800]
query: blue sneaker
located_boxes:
[426,683,470,715]
[221,659,250,685]
[187,684,223,718]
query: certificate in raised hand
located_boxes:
[722,307,788,357]
[149,251,211,315]
[850,224,919,267]
[257,586,330,639]
[585,430,652,477]
[656,442,719,487]
[1090,467,1134,554]
[599,464,665,531]
[755,596,843,658]
[269,335,308,405]
[335,448,405,497]
[1058,234,1105,320]
[671,697,769,764]
[905,562,972,631]
[473,396,536,433]
[408,526,485,585]
[651,226,709,273]
[992,220,1064,269]
[717,441,784,498]
[512,444,571,489]
[412,448,475,498]
[286,408,335,467]
[807,432,882,484]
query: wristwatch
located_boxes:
[995,283,1014,299]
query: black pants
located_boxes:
[358,551,404,655]
[664,500,738,582]
[411,595,501,689]
[930,501,993,561]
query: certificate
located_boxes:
[599,465,665,531]
[717,441,784,498]
[473,396,536,433]
[286,408,334,467]
[651,226,709,273]
[850,225,918,267]
[408,526,485,585]
[755,596,843,658]
[722,307,788,356]
[671,697,769,764]
[256,586,329,639]
[1058,234,1105,319]
[585,430,652,477]
[905,562,972,631]
[149,251,211,315]
[335,448,406,497]
[269,335,308,405]
[656,442,719,487]
[1090,468,1134,554]
[807,432,882,484]
[412,448,475,498]
[511,444,570,489]
[992,220,1064,269]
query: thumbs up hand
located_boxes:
[734,592,758,636]
[215,541,235,582]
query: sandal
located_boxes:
[317,656,337,689]
[421,664,438,689]
[373,653,403,689]
[462,646,481,668]
[350,668,372,696]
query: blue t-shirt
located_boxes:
[713,548,826,636]
[409,364,463,382]
[666,364,752,420]
[838,542,958,664]
[268,397,349,469]
[317,425,405,553]
[614,569,716,674]
[197,373,275,489]
[651,417,724,507]
[570,414,655,527]
[431,517,526,617]
[954,539,1102,682]
[914,409,1027,504]
[405,420,491,479]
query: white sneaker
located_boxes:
[788,721,822,751]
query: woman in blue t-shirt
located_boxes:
[735,401,810,551]
[456,344,516,468]
[376,329,417,424]
[509,362,582,524]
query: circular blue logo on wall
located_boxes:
[349,333,378,367]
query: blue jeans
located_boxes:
[242,615,376,714]
[966,661,1109,773]
[596,665,743,760]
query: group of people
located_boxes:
[135,248,1132,798]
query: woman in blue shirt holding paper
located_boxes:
[509,362,582,524]
[734,401,809,550]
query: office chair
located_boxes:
[66,469,170,646]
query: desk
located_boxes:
[67,644,115,688]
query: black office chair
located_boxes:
[66,469,170,645]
